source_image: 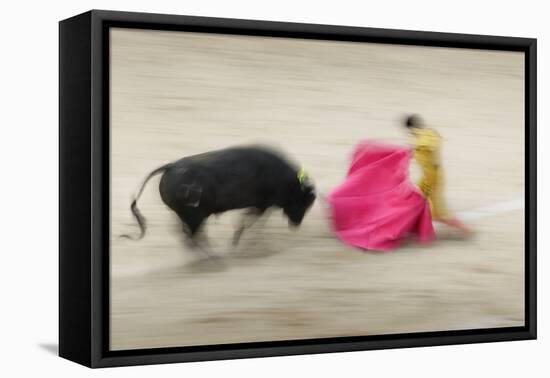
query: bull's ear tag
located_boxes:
[297,166,306,189]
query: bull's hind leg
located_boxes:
[187,230,217,259]
[175,209,216,259]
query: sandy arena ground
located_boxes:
[109,28,525,350]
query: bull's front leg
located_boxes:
[232,208,265,246]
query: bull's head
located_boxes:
[283,167,316,227]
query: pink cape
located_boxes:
[327,141,435,251]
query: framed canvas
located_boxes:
[59,10,537,368]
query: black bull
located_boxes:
[123,146,316,249]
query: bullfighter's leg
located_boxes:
[232,207,265,246]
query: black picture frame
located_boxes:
[59,9,537,368]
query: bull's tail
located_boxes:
[120,164,172,240]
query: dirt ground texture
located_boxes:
[109,29,525,350]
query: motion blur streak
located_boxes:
[457,197,524,221]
